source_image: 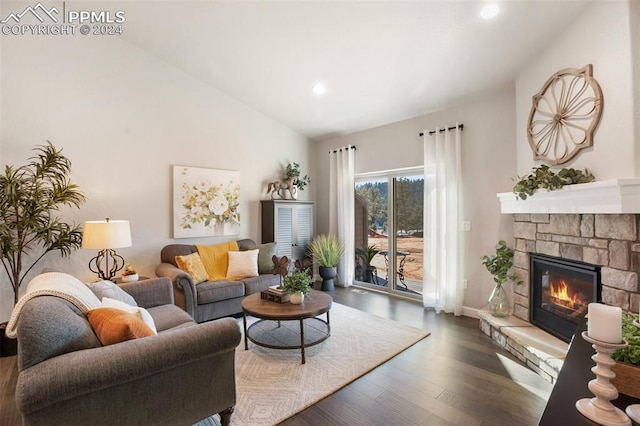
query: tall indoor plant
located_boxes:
[0,142,86,306]
[308,234,344,291]
[481,240,519,317]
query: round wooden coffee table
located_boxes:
[242,292,332,364]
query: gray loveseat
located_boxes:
[14,276,240,426]
[156,238,280,323]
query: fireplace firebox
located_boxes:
[530,253,601,343]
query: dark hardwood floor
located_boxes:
[0,346,19,426]
[282,286,553,425]
[0,286,552,425]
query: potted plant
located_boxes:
[481,240,519,317]
[283,269,314,304]
[308,234,344,291]
[0,142,86,356]
[612,312,640,399]
[285,162,311,195]
[121,263,139,282]
[356,243,379,283]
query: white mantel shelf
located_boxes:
[498,178,640,214]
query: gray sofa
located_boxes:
[156,238,280,323]
[14,276,240,426]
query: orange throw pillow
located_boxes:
[87,307,155,346]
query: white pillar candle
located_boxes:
[588,303,622,344]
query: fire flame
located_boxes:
[549,279,584,307]
[550,280,570,301]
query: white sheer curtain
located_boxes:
[329,146,355,286]
[423,125,463,315]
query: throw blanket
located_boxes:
[196,241,239,281]
[6,272,101,338]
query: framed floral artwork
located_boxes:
[172,166,240,238]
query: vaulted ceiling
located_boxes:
[119,1,590,141]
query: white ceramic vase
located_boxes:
[289,292,304,305]
[121,273,139,283]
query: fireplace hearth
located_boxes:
[530,253,601,342]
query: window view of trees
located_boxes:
[355,177,423,235]
[355,174,424,297]
[355,181,387,233]
[395,178,424,236]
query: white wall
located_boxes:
[313,86,517,312]
[516,1,636,179]
[632,0,640,170]
[0,32,311,321]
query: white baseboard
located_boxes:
[462,306,480,319]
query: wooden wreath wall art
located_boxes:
[527,64,603,165]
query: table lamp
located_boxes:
[82,218,132,281]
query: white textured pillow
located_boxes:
[87,280,138,306]
[227,249,259,278]
[102,297,157,335]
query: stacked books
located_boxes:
[261,285,290,303]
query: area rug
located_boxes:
[198,302,429,426]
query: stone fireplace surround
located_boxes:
[512,213,640,318]
[480,212,640,383]
[479,181,640,382]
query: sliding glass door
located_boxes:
[354,169,424,298]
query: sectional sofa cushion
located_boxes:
[196,280,245,305]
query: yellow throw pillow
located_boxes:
[227,249,259,279]
[87,307,155,346]
[175,252,208,284]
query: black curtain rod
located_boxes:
[330,146,357,154]
[418,123,464,137]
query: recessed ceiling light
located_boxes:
[480,3,499,19]
[312,83,326,95]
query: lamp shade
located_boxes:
[82,220,132,250]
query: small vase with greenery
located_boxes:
[121,264,139,282]
[283,269,314,304]
[308,234,344,291]
[285,162,311,192]
[481,240,520,317]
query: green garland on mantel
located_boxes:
[512,164,595,200]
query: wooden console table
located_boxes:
[539,318,639,425]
